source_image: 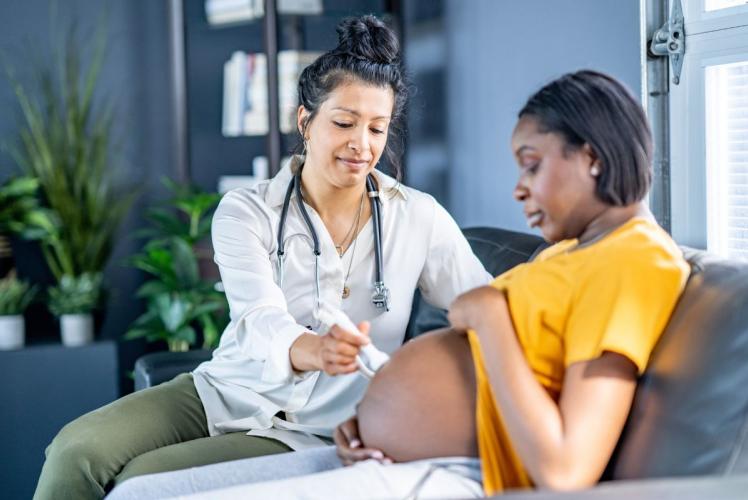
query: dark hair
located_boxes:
[518,70,652,205]
[296,15,408,180]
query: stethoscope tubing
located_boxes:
[276,167,389,312]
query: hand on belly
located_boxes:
[356,329,478,462]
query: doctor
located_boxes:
[34,15,490,500]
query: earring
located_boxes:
[590,165,600,177]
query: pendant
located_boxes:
[336,245,344,258]
[342,286,350,299]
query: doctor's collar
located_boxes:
[265,155,407,208]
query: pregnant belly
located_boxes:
[357,329,478,462]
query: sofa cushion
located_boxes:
[607,248,748,478]
[404,226,547,341]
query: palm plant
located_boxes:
[4,27,135,283]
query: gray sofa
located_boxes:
[127,226,748,498]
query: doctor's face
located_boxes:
[511,116,605,243]
[299,80,393,189]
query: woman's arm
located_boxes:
[449,287,637,490]
[290,322,370,375]
[213,191,368,381]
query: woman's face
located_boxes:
[511,116,604,242]
[299,80,394,189]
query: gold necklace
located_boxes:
[335,192,365,258]
[341,194,365,299]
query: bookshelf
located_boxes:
[167,0,401,192]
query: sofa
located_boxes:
[127,226,748,499]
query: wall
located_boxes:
[445,0,642,231]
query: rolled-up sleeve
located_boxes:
[417,198,492,309]
[212,191,308,385]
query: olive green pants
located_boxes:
[33,373,291,500]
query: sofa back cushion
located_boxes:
[607,248,748,479]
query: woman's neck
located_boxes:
[577,202,652,245]
[300,166,367,220]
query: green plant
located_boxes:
[4,26,135,282]
[47,272,102,316]
[140,179,221,246]
[124,291,224,353]
[0,176,43,238]
[0,272,38,315]
[126,182,227,351]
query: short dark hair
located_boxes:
[297,15,408,180]
[518,70,652,205]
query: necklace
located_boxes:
[335,192,365,258]
[341,194,365,299]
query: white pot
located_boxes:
[60,314,94,347]
[0,315,25,350]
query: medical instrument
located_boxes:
[317,307,390,379]
[276,168,390,311]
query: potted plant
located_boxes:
[125,181,227,352]
[4,26,135,342]
[48,273,102,347]
[0,176,48,275]
[0,272,37,350]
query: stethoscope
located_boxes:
[276,167,390,312]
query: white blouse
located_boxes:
[193,157,491,450]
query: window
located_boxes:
[706,61,748,259]
[705,0,748,11]
[666,0,748,260]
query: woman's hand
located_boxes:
[448,285,507,333]
[290,321,371,375]
[333,416,391,466]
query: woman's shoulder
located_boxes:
[585,218,689,278]
[213,182,278,242]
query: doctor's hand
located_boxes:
[289,321,371,376]
[317,321,371,376]
[334,416,391,466]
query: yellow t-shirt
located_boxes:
[468,217,690,495]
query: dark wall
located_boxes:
[0,0,176,391]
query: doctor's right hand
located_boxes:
[290,321,371,376]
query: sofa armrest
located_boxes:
[497,474,748,500]
[133,350,213,391]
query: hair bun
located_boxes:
[335,15,400,65]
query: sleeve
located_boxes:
[564,246,689,374]
[417,197,493,309]
[212,190,309,386]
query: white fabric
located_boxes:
[169,457,483,500]
[193,156,491,449]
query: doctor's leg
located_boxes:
[34,374,208,500]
